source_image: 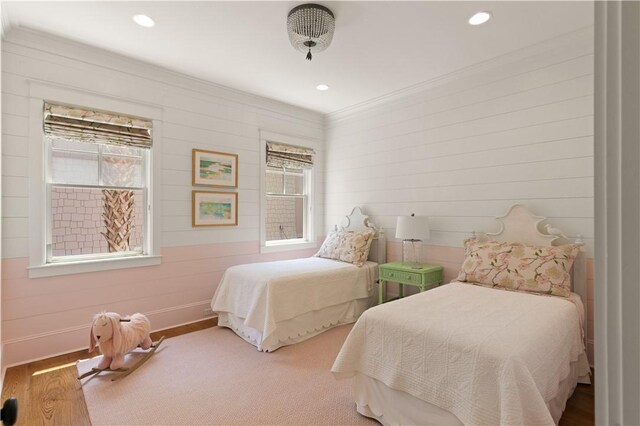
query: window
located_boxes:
[266,166,306,242]
[43,103,152,264]
[262,138,315,250]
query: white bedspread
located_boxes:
[331,282,591,426]
[212,257,374,350]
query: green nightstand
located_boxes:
[378,262,444,304]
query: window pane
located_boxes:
[102,155,144,187]
[102,144,144,157]
[266,168,303,195]
[266,196,304,241]
[285,173,304,195]
[50,187,145,257]
[266,170,284,195]
[50,137,99,153]
[51,149,99,185]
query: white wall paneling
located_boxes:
[324,28,594,257]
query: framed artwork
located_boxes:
[192,149,238,188]
[192,191,238,227]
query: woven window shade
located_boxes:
[44,103,152,148]
[266,141,315,170]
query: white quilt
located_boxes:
[331,282,591,426]
[211,257,374,350]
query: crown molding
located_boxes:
[2,26,324,125]
[327,25,594,122]
[3,23,594,125]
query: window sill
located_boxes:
[260,240,317,254]
[28,255,162,278]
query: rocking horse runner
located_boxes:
[78,312,165,382]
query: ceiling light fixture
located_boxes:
[133,14,155,28]
[468,11,491,26]
[287,4,335,61]
[316,84,329,91]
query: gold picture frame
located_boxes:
[192,149,238,188]
[192,191,238,227]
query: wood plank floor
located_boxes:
[2,318,594,425]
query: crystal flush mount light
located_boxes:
[287,3,335,61]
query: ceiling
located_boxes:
[2,1,593,114]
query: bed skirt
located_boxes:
[218,298,370,352]
[352,351,590,426]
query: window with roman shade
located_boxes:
[264,141,314,244]
[266,141,315,169]
[43,103,153,262]
[44,103,152,148]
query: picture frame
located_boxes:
[192,149,238,188]
[192,191,238,227]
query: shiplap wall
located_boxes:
[1,28,324,366]
[324,28,594,257]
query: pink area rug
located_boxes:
[77,324,375,425]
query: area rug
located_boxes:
[77,324,375,425]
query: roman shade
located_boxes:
[44,103,153,148]
[266,141,315,170]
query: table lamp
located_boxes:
[396,214,430,268]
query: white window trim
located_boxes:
[27,82,163,278]
[259,130,318,254]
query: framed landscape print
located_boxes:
[192,191,238,227]
[192,149,238,188]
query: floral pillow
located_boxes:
[315,229,375,267]
[455,239,580,297]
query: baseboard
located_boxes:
[151,315,218,336]
[3,300,215,368]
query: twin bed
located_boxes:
[211,205,590,425]
[211,207,385,352]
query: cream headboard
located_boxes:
[335,207,386,264]
[472,204,587,305]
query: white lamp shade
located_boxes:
[396,215,430,240]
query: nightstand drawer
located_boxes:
[378,262,443,304]
[380,268,420,283]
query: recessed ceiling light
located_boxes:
[316,84,329,91]
[133,14,155,28]
[468,11,491,26]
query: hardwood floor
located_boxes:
[2,318,594,425]
[559,375,596,426]
[1,318,217,426]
